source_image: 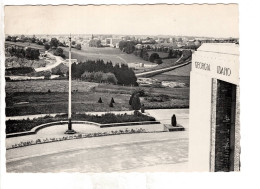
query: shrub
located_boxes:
[131,94,141,111]
[171,114,177,126]
[109,100,114,107]
[129,89,145,105]
[129,92,135,105]
[141,104,145,113]
[106,73,117,84]
[44,71,51,80]
[154,59,163,64]
[98,97,102,103]
[111,97,115,103]
[5,67,35,75]
[6,113,156,134]
[94,71,103,83]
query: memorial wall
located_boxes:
[189,43,240,172]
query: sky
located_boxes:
[4,4,239,38]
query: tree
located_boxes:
[142,51,149,61]
[71,41,76,45]
[11,36,17,42]
[149,53,160,63]
[94,71,103,83]
[75,44,81,50]
[37,41,43,45]
[20,35,25,42]
[131,94,141,111]
[89,39,102,47]
[168,49,173,58]
[106,73,117,84]
[44,71,51,80]
[56,68,64,77]
[154,59,163,64]
[6,36,12,41]
[54,48,65,58]
[31,37,36,43]
[44,43,50,50]
[50,38,59,48]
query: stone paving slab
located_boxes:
[6,132,188,173]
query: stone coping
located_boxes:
[164,124,185,132]
[6,120,160,138]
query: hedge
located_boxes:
[6,112,156,134]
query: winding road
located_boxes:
[136,61,191,77]
[35,52,64,72]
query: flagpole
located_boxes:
[65,34,76,134]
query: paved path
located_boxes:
[6,109,189,148]
[6,132,188,173]
[6,109,189,172]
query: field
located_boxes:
[6,80,98,93]
[5,41,152,66]
[160,63,191,76]
[6,81,189,116]
[5,41,45,52]
[151,63,191,85]
[134,58,179,74]
[61,46,151,65]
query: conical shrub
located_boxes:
[109,100,114,107]
[111,97,115,103]
[98,97,102,103]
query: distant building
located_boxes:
[64,59,78,64]
[106,38,121,48]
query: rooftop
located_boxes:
[197,43,239,55]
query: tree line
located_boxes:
[71,59,137,86]
[6,46,40,60]
[118,40,192,64]
[6,35,82,50]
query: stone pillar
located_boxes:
[210,78,217,172]
[234,85,240,171]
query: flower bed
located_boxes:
[7,128,152,150]
[6,112,156,134]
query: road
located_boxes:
[6,133,188,173]
[35,52,64,72]
[136,61,191,77]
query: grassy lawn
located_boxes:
[61,46,151,65]
[5,80,98,93]
[134,58,179,74]
[151,75,190,86]
[6,81,189,116]
[160,63,191,76]
[150,63,191,85]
